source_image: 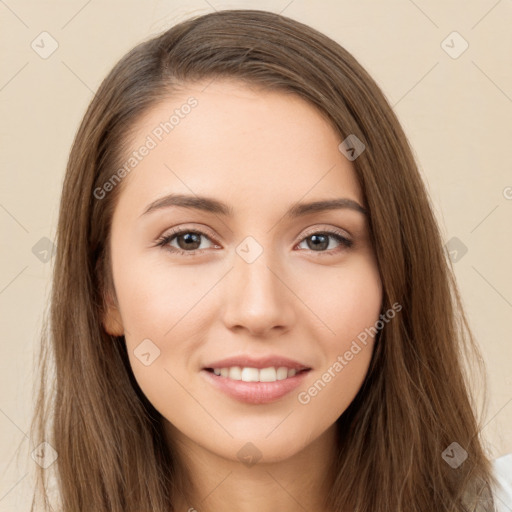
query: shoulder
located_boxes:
[491,452,512,512]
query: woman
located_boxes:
[30,9,511,512]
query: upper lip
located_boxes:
[203,355,311,371]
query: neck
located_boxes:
[165,422,339,512]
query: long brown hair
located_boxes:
[29,9,498,511]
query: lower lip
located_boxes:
[200,369,311,404]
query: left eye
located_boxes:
[296,231,352,253]
[156,229,353,256]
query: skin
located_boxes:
[103,79,383,512]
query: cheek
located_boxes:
[110,251,202,415]
[296,253,382,343]
[110,247,214,392]
[295,256,381,412]
[111,244,196,336]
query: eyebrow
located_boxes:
[140,193,368,219]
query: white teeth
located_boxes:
[210,366,302,382]
[276,367,288,380]
[229,367,242,380]
[259,367,276,382]
[241,367,260,382]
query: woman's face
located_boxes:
[103,79,382,463]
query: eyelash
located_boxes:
[155,226,353,257]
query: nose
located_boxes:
[221,251,296,338]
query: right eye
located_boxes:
[156,229,219,256]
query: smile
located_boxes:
[206,366,307,382]
[201,367,311,404]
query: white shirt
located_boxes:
[492,452,512,511]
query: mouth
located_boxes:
[203,366,311,383]
[200,367,312,404]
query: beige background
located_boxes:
[1,0,511,509]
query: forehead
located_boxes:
[115,79,363,215]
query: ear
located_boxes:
[102,292,125,336]
[97,253,124,336]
